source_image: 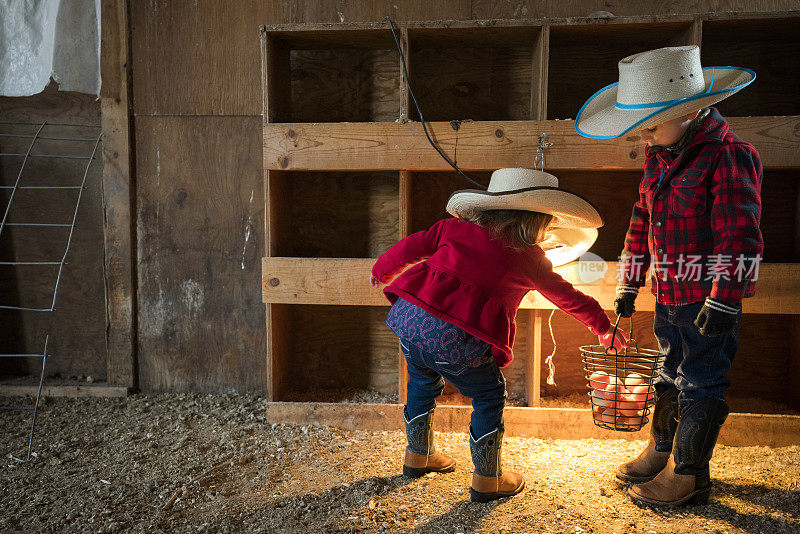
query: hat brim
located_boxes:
[446,186,603,229]
[574,66,756,139]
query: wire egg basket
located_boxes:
[580,316,663,431]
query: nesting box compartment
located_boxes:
[269,304,398,402]
[407,24,544,121]
[264,29,402,122]
[266,170,399,258]
[700,16,800,117]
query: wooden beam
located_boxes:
[100,0,136,389]
[265,401,800,447]
[263,116,800,171]
[262,258,800,314]
[0,384,131,398]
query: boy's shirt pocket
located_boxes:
[669,169,709,218]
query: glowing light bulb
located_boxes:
[542,228,598,267]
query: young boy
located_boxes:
[575,46,762,506]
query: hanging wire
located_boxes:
[383,17,486,190]
[544,309,557,385]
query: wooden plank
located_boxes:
[265,402,800,447]
[263,117,800,171]
[262,258,800,314]
[263,258,388,306]
[130,1,283,116]
[470,2,799,19]
[100,0,136,388]
[0,384,130,398]
[135,116,266,393]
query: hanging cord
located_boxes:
[544,309,557,385]
[383,16,487,190]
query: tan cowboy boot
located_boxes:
[616,386,678,483]
[629,397,729,506]
[402,408,455,478]
[469,427,524,502]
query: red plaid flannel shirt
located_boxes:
[619,108,763,304]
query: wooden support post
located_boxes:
[789,316,800,412]
[263,170,292,401]
[261,28,291,124]
[261,28,293,401]
[528,310,543,406]
[399,28,411,122]
[532,22,549,120]
[100,0,136,388]
[688,16,703,46]
[397,170,412,404]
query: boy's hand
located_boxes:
[695,298,740,337]
[613,290,637,318]
[599,328,628,351]
[370,275,383,288]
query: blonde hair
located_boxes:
[461,210,554,251]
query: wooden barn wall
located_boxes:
[127,0,795,394]
[0,85,106,380]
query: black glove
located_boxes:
[694,298,741,337]
[613,289,638,318]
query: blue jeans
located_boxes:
[400,337,507,439]
[653,301,741,414]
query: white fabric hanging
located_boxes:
[0,0,101,96]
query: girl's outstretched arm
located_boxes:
[534,255,612,336]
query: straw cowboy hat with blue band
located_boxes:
[574,45,756,139]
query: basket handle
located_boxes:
[605,314,623,355]
[627,315,639,352]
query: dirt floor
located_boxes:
[1,394,798,533]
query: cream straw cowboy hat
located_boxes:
[446,168,603,229]
[574,45,755,139]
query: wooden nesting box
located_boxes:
[261,13,800,445]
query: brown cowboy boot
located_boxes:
[469,427,524,502]
[628,397,729,506]
[616,386,678,483]
[402,408,456,478]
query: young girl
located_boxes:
[370,168,624,502]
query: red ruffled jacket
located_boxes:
[372,218,610,367]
